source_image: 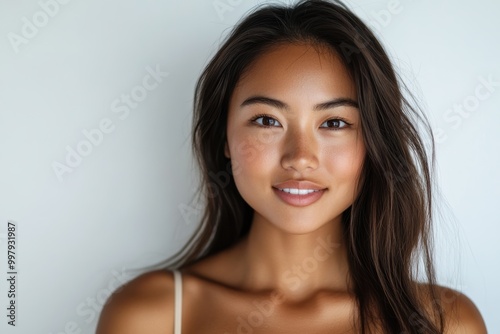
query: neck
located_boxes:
[231,212,351,303]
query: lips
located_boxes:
[271,180,327,207]
[272,186,325,207]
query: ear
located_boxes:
[224,140,230,159]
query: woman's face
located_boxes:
[225,43,365,234]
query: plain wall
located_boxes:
[0,0,498,333]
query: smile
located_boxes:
[277,188,321,195]
[272,187,326,207]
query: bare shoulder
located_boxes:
[417,283,487,333]
[437,285,487,333]
[96,269,175,334]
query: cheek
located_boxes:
[228,132,279,201]
[323,138,365,181]
[229,130,279,169]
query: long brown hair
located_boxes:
[151,0,444,332]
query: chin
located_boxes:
[268,216,333,235]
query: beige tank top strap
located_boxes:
[173,270,182,334]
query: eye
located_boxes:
[320,118,350,130]
[251,114,282,127]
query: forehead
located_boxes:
[231,42,356,104]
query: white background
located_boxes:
[0,0,498,333]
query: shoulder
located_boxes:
[437,285,487,334]
[96,269,176,334]
[417,283,487,334]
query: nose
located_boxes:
[280,127,319,172]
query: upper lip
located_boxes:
[273,180,327,190]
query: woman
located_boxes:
[96,0,487,333]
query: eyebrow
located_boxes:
[240,95,359,111]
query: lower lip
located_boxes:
[272,187,326,207]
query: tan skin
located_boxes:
[96,43,487,334]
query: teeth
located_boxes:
[279,188,320,195]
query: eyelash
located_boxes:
[249,113,352,131]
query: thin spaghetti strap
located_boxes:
[173,270,182,334]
